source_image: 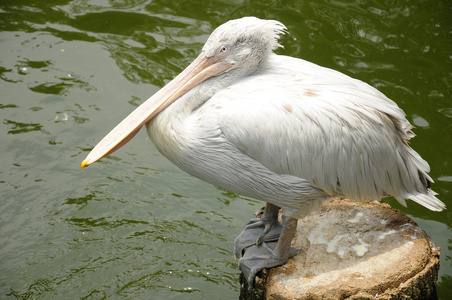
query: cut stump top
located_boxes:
[251,199,440,300]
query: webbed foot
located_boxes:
[233,216,282,259]
[239,241,300,288]
[236,212,299,289]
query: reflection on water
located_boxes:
[4,120,44,134]
[1,0,451,299]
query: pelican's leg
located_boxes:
[238,215,299,288]
[234,203,282,259]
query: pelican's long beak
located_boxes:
[81,53,233,168]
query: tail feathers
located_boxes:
[418,170,432,189]
[404,191,446,212]
[395,196,407,207]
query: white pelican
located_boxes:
[81,17,446,286]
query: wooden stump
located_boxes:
[240,198,440,300]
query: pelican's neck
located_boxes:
[147,56,272,161]
[147,71,229,159]
[158,69,238,120]
[164,56,273,120]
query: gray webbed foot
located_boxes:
[234,203,282,259]
[235,211,299,289]
[239,241,300,289]
[233,217,283,259]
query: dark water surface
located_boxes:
[1,0,451,299]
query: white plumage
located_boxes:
[146,19,444,218]
[82,17,445,286]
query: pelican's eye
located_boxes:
[219,46,229,54]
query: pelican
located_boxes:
[81,17,445,286]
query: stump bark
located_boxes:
[240,198,440,300]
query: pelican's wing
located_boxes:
[216,55,443,210]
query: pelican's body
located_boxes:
[82,17,445,287]
[148,52,439,218]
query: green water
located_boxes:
[1,0,451,299]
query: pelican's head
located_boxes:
[81,17,287,168]
[203,17,287,75]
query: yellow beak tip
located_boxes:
[81,160,89,169]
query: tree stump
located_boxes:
[240,198,440,300]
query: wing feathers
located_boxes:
[216,54,445,210]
